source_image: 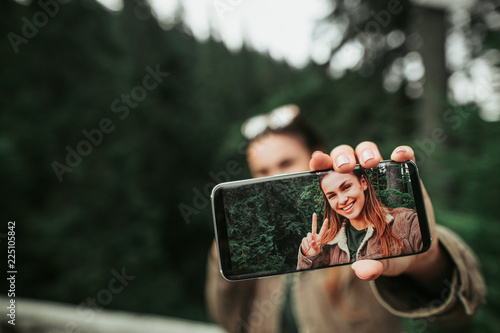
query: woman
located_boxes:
[205,104,485,333]
[298,168,423,270]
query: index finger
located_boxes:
[355,141,382,169]
[390,145,415,163]
[310,151,333,171]
[330,145,356,173]
[311,213,317,234]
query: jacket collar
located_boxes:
[325,210,394,248]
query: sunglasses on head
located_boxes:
[241,104,300,141]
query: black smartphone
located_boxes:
[211,160,431,281]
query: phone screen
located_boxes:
[211,160,431,281]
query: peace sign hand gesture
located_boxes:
[301,213,329,257]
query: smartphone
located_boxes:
[211,160,431,281]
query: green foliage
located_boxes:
[224,175,324,274]
[381,188,416,209]
[298,177,326,215]
[367,164,416,210]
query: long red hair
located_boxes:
[319,168,402,257]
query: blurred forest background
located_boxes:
[1,0,500,331]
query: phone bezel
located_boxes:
[211,160,432,281]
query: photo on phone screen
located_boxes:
[211,160,431,281]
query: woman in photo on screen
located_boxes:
[297,167,423,270]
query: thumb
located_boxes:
[352,257,412,281]
[351,260,384,281]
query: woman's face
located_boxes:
[247,133,311,178]
[321,172,368,221]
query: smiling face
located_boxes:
[320,171,368,224]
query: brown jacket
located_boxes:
[297,208,423,270]
[205,225,486,333]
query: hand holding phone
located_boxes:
[301,213,328,257]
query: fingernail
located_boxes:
[335,154,350,169]
[351,261,359,270]
[361,149,375,164]
[312,150,323,157]
[396,147,407,154]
